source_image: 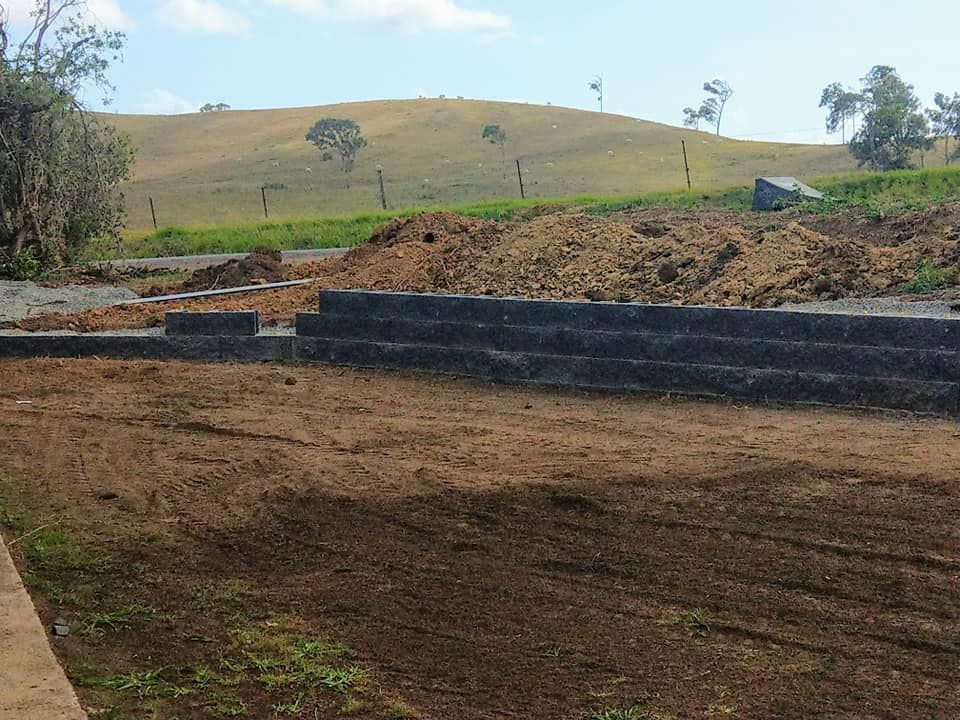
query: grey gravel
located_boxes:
[780,296,960,319]
[110,247,349,271]
[0,280,138,324]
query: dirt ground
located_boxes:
[16,204,960,331]
[0,359,958,719]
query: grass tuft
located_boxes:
[671,608,712,637]
[78,604,156,639]
[903,259,957,293]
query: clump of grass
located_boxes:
[0,475,27,532]
[589,707,650,720]
[904,259,956,293]
[23,526,102,572]
[78,604,156,639]
[82,668,189,699]
[671,608,712,637]
[226,619,367,711]
[386,700,421,719]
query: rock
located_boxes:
[51,619,70,637]
[284,377,297,386]
[657,261,679,284]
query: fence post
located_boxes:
[516,159,526,199]
[681,140,692,190]
[377,167,388,210]
[261,187,269,219]
[149,197,158,230]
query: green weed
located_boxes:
[904,259,956,293]
[386,700,421,719]
[0,475,26,531]
[78,604,156,639]
[589,707,650,720]
[86,668,188,699]
[671,608,712,637]
[274,693,305,715]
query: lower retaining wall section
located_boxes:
[296,312,960,383]
[0,335,293,362]
[294,337,960,414]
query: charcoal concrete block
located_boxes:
[315,290,960,350]
[296,313,960,383]
[166,311,260,336]
[293,338,959,414]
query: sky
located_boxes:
[4,0,960,144]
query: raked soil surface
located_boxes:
[0,359,958,719]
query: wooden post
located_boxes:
[516,159,526,199]
[681,140,692,190]
[149,197,158,230]
[377,168,387,210]
[261,187,269,219]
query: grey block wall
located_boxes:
[297,290,960,414]
[166,311,260,336]
[3,293,958,415]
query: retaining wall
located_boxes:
[1,290,958,415]
[297,290,960,414]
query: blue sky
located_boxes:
[5,0,960,143]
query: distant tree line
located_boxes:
[820,65,960,171]
[200,102,231,113]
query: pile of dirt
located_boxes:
[16,205,960,331]
[181,246,287,292]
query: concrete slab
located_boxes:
[0,536,86,720]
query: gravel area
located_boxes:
[0,281,138,324]
[780,296,960,319]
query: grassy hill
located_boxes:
[106,99,864,231]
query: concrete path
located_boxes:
[0,536,86,720]
[110,247,350,271]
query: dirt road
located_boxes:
[0,359,958,719]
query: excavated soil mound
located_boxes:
[16,206,960,331]
[182,247,287,292]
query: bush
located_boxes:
[0,248,44,280]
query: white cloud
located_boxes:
[154,0,250,34]
[137,88,196,114]
[269,0,509,31]
[2,0,133,30]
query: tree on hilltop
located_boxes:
[588,75,603,113]
[305,118,367,188]
[682,79,733,136]
[481,124,508,177]
[200,102,231,112]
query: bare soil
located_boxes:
[1,359,958,719]
[16,204,960,331]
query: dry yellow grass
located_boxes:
[104,99,858,230]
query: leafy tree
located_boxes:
[482,123,508,173]
[819,82,862,143]
[588,75,603,113]
[0,0,133,269]
[849,66,931,171]
[682,106,702,130]
[305,118,367,188]
[200,102,231,112]
[682,79,733,136]
[926,92,960,165]
[702,79,733,136]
